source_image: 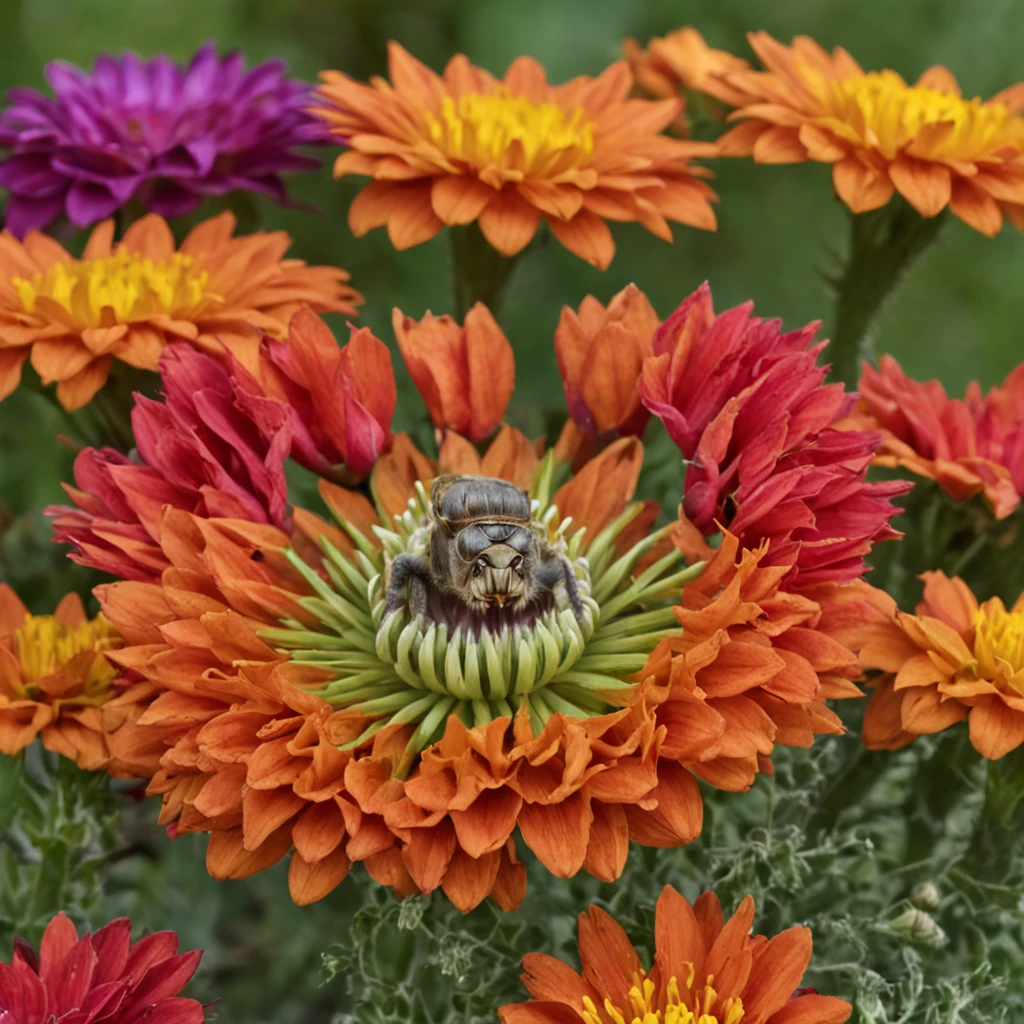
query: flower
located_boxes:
[47,343,295,582]
[0,911,205,1023]
[236,308,397,481]
[0,43,325,237]
[555,284,658,439]
[852,354,1024,519]
[861,571,1024,759]
[91,410,869,910]
[393,303,513,441]
[0,584,122,769]
[716,33,1024,235]
[313,43,718,269]
[624,26,754,124]
[640,282,907,587]
[498,884,851,1024]
[0,211,360,410]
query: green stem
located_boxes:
[827,200,947,388]
[959,744,1024,882]
[449,223,524,320]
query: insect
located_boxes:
[383,475,584,621]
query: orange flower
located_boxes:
[716,33,1024,235]
[393,303,514,441]
[0,212,361,409]
[862,571,1024,759]
[498,885,851,1024]
[850,355,1024,519]
[555,284,657,438]
[624,26,754,123]
[314,43,717,269]
[0,583,139,772]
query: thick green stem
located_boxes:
[827,200,947,388]
[449,224,523,320]
[959,744,1024,883]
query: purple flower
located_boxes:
[0,43,326,236]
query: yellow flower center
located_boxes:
[13,250,211,327]
[423,89,596,175]
[973,601,1024,692]
[805,68,1024,161]
[580,971,744,1024]
[13,612,120,690]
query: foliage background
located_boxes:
[0,0,1023,1021]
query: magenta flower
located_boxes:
[0,912,205,1023]
[0,43,324,236]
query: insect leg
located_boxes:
[384,554,432,617]
[536,554,585,619]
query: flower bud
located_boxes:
[555,284,657,438]
[392,302,514,441]
[911,881,940,911]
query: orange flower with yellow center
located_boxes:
[716,33,1024,234]
[0,212,361,410]
[313,43,718,269]
[0,584,121,769]
[498,885,851,1024]
[862,571,1024,758]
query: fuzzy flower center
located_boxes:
[13,251,212,326]
[261,458,702,768]
[805,68,1024,160]
[581,972,745,1024]
[12,613,119,692]
[973,602,1024,687]
[423,89,596,174]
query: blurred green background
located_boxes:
[1,0,1023,1020]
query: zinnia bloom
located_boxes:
[314,43,717,269]
[640,282,907,587]
[862,571,1024,759]
[0,212,360,410]
[393,303,513,441]
[498,884,851,1024]
[89,415,853,911]
[48,313,396,581]
[555,284,657,439]
[624,26,753,123]
[716,33,1024,235]
[48,344,296,582]
[0,43,325,236]
[0,584,123,770]
[0,911,205,1023]
[852,355,1024,520]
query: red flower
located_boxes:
[47,343,294,581]
[0,912,205,1023]
[640,282,906,586]
[854,354,1024,519]
[235,308,396,481]
[392,303,514,442]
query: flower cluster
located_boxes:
[0,44,325,236]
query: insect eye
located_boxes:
[511,555,524,577]
[472,563,483,578]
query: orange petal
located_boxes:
[288,846,350,906]
[889,156,952,218]
[949,179,1002,237]
[478,188,542,257]
[431,175,497,225]
[768,994,852,1023]
[968,696,1024,759]
[517,791,593,877]
[577,904,642,1010]
[387,185,445,250]
[440,846,502,913]
[547,210,615,270]
[655,885,706,987]
[742,926,814,1021]
[581,801,629,883]
[832,156,895,213]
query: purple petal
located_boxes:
[0,154,66,196]
[65,180,125,226]
[2,192,67,237]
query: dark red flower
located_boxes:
[0,912,205,1023]
[640,282,907,586]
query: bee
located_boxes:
[382,475,584,622]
